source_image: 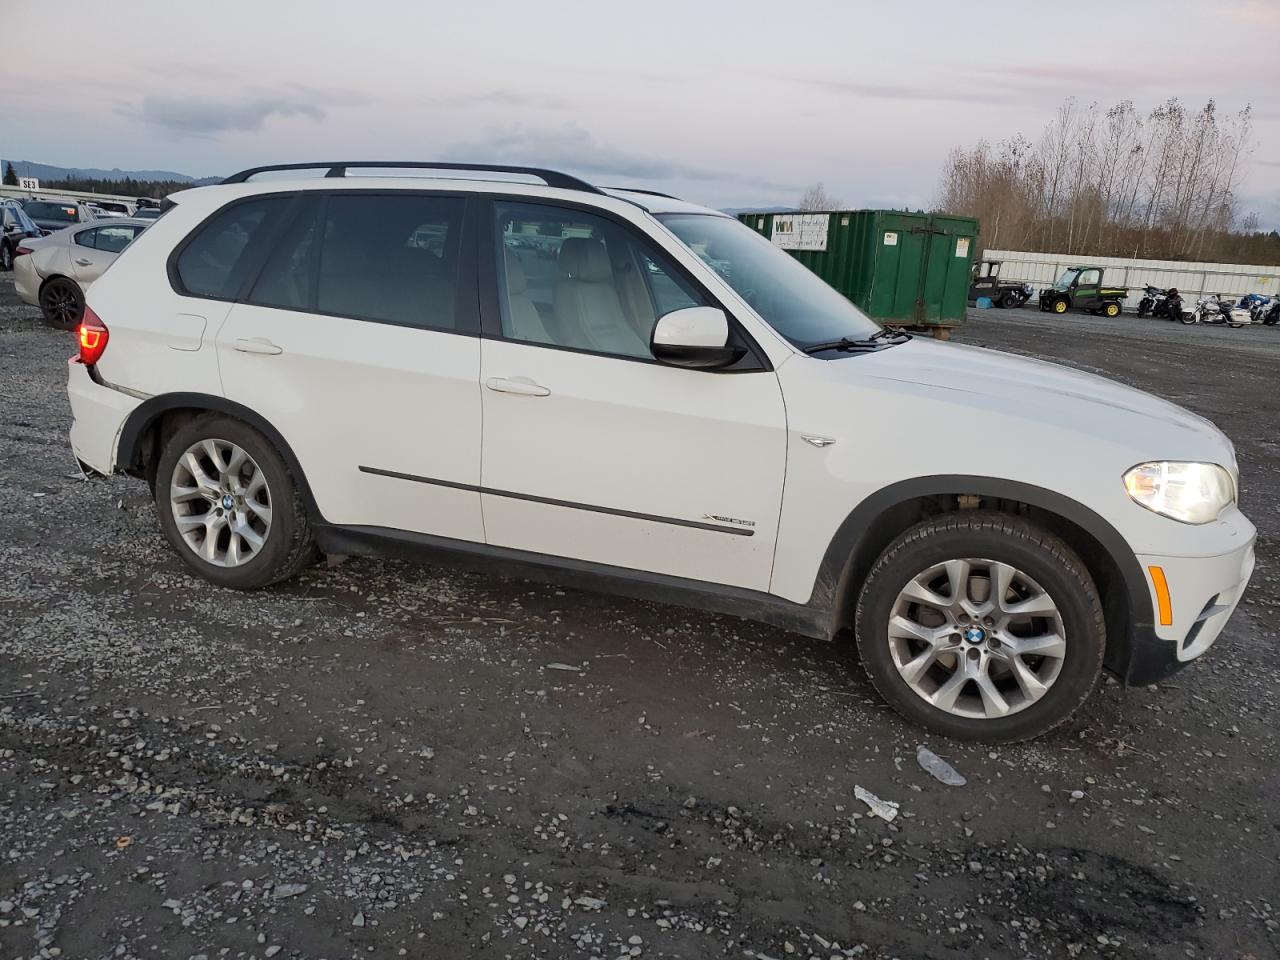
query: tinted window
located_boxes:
[176,197,289,299]
[24,201,79,223]
[496,202,706,359]
[249,199,323,311]
[315,194,465,329]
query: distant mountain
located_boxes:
[3,160,221,186]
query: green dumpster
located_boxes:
[737,209,978,338]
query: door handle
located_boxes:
[485,376,550,397]
[74,258,92,266]
[233,337,283,356]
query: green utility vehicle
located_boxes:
[1038,266,1127,317]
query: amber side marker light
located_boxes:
[1148,565,1173,627]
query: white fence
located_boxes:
[985,248,1280,303]
[0,185,148,206]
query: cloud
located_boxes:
[428,90,568,110]
[443,126,793,192]
[125,92,330,136]
[803,79,1016,107]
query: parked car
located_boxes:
[1,200,43,271]
[66,161,1255,742]
[21,198,98,234]
[14,217,149,328]
[93,200,136,217]
[132,206,164,221]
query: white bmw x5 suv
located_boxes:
[66,162,1256,741]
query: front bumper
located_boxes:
[1123,519,1256,684]
[67,358,143,475]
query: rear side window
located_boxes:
[175,197,290,299]
[313,194,467,329]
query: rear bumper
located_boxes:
[13,255,40,306]
[1123,526,1256,685]
[67,358,142,475]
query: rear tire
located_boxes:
[0,241,13,271]
[39,277,84,329]
[1103,302,1121,318]
[854,512,1105,742]
[154,414,317,589]
[1000,291,1021,309]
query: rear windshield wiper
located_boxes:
[801,327,912,354]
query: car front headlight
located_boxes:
[1123,461,1236,524]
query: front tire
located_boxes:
[1052,298,1068,314]
[154,415,317,589]
[854,512,1105,742]
[39,277,84,329]
[0,241,13,271]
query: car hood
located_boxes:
[849,337,1231,455]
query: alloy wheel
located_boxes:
[887,558,1066,719]
[169,438,272,567]
[40,282,81,327]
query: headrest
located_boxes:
[558,237,612,283]
[504,249,527,294]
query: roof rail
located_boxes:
[220,161,603,194]
[605,186,680,200]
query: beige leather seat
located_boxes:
[503,250,552,343]
[552,237,648,357]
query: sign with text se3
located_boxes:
[18,177,39,191]
[771,214,829,251]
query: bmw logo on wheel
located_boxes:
[964,626,986,644]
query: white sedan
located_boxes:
[14,218,150,328]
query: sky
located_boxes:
[4,0,1278,225]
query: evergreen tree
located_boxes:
[2,162,17,186]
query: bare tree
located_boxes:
[799,182,841,211]
[933,96,1274,264]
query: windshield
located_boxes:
[1053,268,1080,291]
[657,213,880,347]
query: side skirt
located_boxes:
[313,523,831,640]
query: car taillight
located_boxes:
[78,307,109,365]
[15,245,33,257]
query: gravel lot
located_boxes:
[1,279,1277,960]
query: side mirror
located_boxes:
[650,307,742,369]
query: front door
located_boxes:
[207,190,485,542]
[476,199,788,591]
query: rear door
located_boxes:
[211,191,485,542]
[70,223,143,286]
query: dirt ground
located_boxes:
[1,279,1277,960]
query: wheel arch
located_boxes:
[813,476,1153,679]
[118,393,320,518]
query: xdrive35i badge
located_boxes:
[703,515,755,528]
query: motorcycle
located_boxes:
[1138,285,1185,320]
[1265,299,1280,326]
[1184,294,1248,328]
[1248,295,1276,324]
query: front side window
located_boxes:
[658,213,880,348]
[1054,268,1081,290]
[495,201,707,359]
[176,196,291,299]
[1077,268,1101,286]
[314,194,465,329]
